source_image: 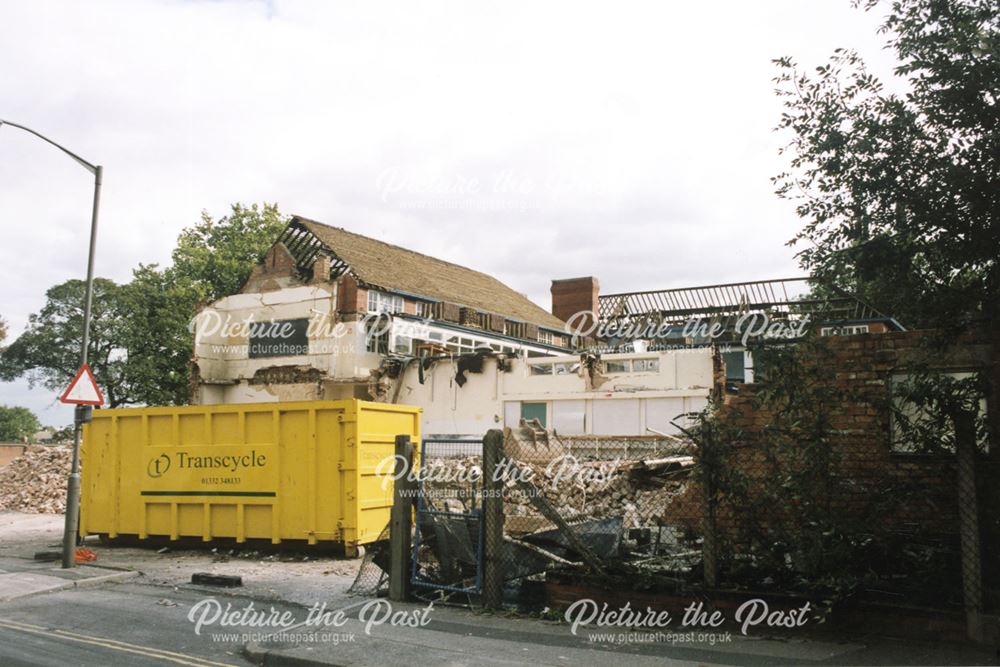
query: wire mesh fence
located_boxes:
[348,522,391,597]
[490,425,704,594]
[350,390,994,636]
[409,438,485,602]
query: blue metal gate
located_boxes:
[411,438,485,595]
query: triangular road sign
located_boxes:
[59,364,105,406]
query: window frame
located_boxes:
[368,290,404,315]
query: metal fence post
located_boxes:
[389,434,415,602]
[482,429,505,609]
[702,442,718,589]
[955,414,984,642]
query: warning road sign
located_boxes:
[59,364,104,406]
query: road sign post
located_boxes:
[59,364,104,568]
[0,120,103,570]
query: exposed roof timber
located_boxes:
[598,277,893,327]
[289,216,568,330]
[277,221,351,279]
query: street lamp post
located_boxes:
[0,119,103,569]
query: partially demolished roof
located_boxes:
[278,216,567,330]
[599,277,900,331]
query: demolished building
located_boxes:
[192,217,907,439]
[191,216,999,614]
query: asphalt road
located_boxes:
[0,574,996,667]
[0,582,274,667]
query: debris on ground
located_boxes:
[424,452,696,531]
[0,445,71,514]
[191,572,243,587]
[75,547,98,563]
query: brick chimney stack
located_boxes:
[309,254,332,285]
[551,276,600,333]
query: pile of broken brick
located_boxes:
[420,423,699,534]
[0,445,71,514]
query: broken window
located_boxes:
[553,362,579,375]
[248,318,309,358]
[365,316,390,354]
[368,290,404,314]
[633,358,660,373]
[820,324,870,336]
[530,363,553,376]
[605,359,631,373]
[393,335,412,355]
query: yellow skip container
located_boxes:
[80,400,420,555]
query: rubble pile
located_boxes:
[502,458,692,529]
[421,453,694,530]
[0,445,72,514]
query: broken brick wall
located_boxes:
[668,329,998,544]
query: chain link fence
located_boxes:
[350,352,995,641]
[497,425,703,589]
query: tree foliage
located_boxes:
[0,405,41,443]
[0,203,287,407]
[686,337,966,605]
[0,279,133,406]
[120,266,206,406]
[171,202,287,303]
[773,0,999,329]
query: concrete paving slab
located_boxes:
[0,573,70,602]
[0,564,139,602]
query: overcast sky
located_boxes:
[0,0,900,426]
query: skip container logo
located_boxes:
[147,454,171,478]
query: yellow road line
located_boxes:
[0,619,236,667]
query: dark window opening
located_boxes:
[249,318,310,358]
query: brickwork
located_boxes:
[439,302,461,323]
[710,330,995,533]
[242,242,298,293]
[336,273,367,319]
[551,276,599,330]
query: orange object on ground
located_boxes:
[74,548,97,563]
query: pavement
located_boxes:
[0,512,997,667]
[0,555,138,603]
[238,599,999,667]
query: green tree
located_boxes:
[0,316,7,344]
[773,0,999,330]
[49,425,75,444]
[772,0,996,620]
[0,405,41,443]
[171,202,287,302]
[0,203,288,407]
[0,279,134,407]
[125,202,288,405]
[119,265,204,406]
